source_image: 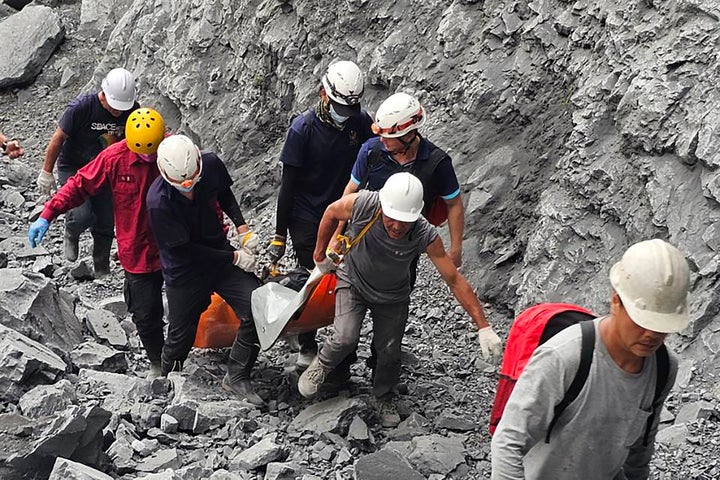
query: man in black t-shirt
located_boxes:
[37,67,139,276]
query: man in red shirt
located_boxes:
[28,108,167,378]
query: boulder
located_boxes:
[0,5,64,88]
[0,268,82,353]
[354,448,425,480]
[0,324,67,402]
[70,342,128,373]
[18,379,78,418]
[85,309,128,349]
[76,369,154,415]
[290,397,367,435]
[229,436,284,471]
[48,457,113,480]
[406,434,466,476]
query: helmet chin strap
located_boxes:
[396,132,420,155]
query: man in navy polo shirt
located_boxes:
[146,135,265,406]
[37,67,140,276]
[267,60,374,370]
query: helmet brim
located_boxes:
[106,97,135,112]
[610,263,690,333]
[381,206,421,223]
[330,100,361,117]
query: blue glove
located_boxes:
[28,218,50,247]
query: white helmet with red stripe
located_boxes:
[372,92,427,138]
[157,135,203,192]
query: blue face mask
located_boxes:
[329,104,349,124]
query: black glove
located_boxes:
[268,234,286,263]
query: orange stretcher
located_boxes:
[194,272,337,350]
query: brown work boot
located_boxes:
[298,356,330,399]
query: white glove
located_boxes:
[315,256,337,274]
[239,230,260,254]
[233,248,256,272]
[477,326,503,361]
[37,170,56,195]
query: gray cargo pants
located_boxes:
[318,286,409,398]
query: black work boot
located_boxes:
[92,235,112,277]
[222,340,265,407]
[160,355,183,377]
[64,230,79,262]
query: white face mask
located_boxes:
[329,104,349,124]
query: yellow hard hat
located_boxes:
[126,108,165,155]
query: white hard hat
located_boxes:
[101,68,137,111]
[157,135,203,191]
[322,60,364,117]
[372,92,427,138]
[609,239,691,333]
[379,172,424,222]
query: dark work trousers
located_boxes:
[57,165,114,243]
[123,270,165,362]
[162,263,262,365]
[288,217,320,356]
[318,286,409,398]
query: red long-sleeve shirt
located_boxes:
[41,140,161,274]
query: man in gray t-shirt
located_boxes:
[298,173,501,427]
[491,239,689,480]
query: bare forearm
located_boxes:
[449,276,489,329]
[43,136,64,172]
[447,199,464,254]
[313,214,339,262]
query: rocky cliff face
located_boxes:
[92,0,720,350]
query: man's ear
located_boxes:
[610,291,622,315]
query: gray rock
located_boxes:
[80,0,134,38]
[0,268,83,353]
[1,190,25,209]
[208,471,244,480]
[18,379,78,418]
[354,448,425,480]
[76,369,153,415]
[131,438,161,457]
[106,437,135,474]
[0,324,67,402]
[388,413,430,441]
[347,415,371,442]
[0,5,64,88]
[290,396,366,434]
[164,402,199,432]
[85,309,128,349]
[434,410,477,431]
[674,400,717,425]
[130,403,163,432]
[406,434,466,476]
[7,405,111,478]
[70,342,128,373]
[264,461,298,480]
[229,436,284,470]
[98,296,128,318]
[656,423,689,446]
[48,457,113,480]
[136,448,180,473]
[160,414,178,433]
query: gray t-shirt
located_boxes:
[336,190,438,304]
[491,317,677,480]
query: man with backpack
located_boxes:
[267,60,374,371]
[298,173,501,427]
[330,92,471,382]
[491,239,688,480]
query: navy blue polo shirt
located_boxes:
[58,93,138,169]
[279,108,374,222]
[146,151,235,286]
[350,137,461,200]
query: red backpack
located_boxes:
[489,303,670,445]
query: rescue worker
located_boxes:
[491,239,687,480]
[332,92,466,381]
[0,133,23,159]
[298,173,502,427]
[37,67,139,275]
[146,135,264,407]
[28,108,167,378]
[267,60,374,370]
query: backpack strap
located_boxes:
[359,142,385,190]
[545,320,595,443]
[642,344,670,446]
